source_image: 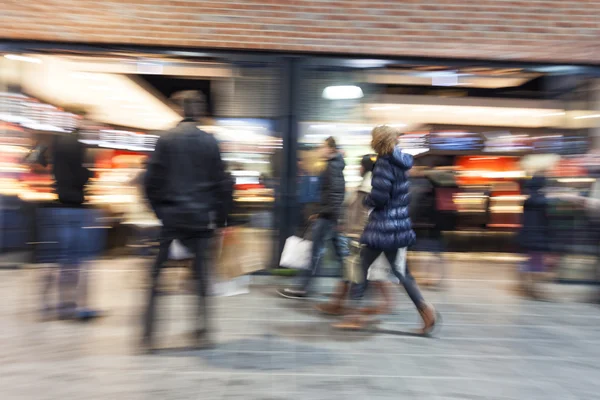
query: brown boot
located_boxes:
[359,282,393,315]
[417,303,438,336]
[315,282,350,316]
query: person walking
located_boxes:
[518,174,551,300]
[315,154,393,316]
[35,107,98,321]
[142,91,233,352]
[278,137,346,299]
[336,126,438,334]
[410,166,446,288]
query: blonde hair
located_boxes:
[371,125,399,156]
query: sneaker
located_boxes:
[277,288,308,300]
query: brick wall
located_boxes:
[2,0,600,64]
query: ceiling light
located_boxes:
[388,123,407,128]
[540,111,565,117]
[322,85,363,100]
[574,114,600,120]
[4,54,42,64]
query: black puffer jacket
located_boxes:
[317,153,346,220]
[360,147,416,251]
[144,119,233,231]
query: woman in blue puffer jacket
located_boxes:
[344,126,438,334]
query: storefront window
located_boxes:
[0,51,284,269]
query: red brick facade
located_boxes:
[3,0,600,63]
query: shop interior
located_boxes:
[297,62,599,257]
[0,52,281,269]
[1,51,600,276]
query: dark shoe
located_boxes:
[277,288,308,300]
[74,308,102,321]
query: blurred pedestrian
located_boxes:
[336,126,438,334]
[518,174,551,300]
[142,91,233,352]
[410,166,446,287]
[570,166,600,303]
[296,157,320,233]
[36,106,98,321]
[278,137,346,299]
[315,154,393,316]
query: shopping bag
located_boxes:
[279,235,312,270]
[367,248,406,283]
[344,252,364,284]
[216,227,264,279]
[168,239,194,260]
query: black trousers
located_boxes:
[359,246,425,308]
[143,228,213,342]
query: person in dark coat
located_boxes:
[142,91,233,351]
[278,136,347,299]
[34,107,98,321]
[410,167,446,287]
[518,174,550,299]
[337,126,438,333]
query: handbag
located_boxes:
[279,235,312,270]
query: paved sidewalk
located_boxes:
[1,257,599,399]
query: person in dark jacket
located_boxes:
[315,154,394,316]
[142,91,233,352]
[278,136,347,299]
[35,107,97,320]
[410,167,445,287]
[518,174,550,299]
[337,126,438,333]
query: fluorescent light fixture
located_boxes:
[322,85,363,100]
[388,123,407,128]
[309,124,336,129]
[556,178,596,183]
[540,111,565,117]
[574,114,600,120]
[4,54,42,64]
[347,59,390,68]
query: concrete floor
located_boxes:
[1,257,599,400]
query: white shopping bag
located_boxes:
[367,248,406,283]
[168,239,194,260]
[279,236,312,270]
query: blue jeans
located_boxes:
[38,207,101,312]
[298,218,347,293]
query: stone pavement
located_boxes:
[1,257,599,400]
